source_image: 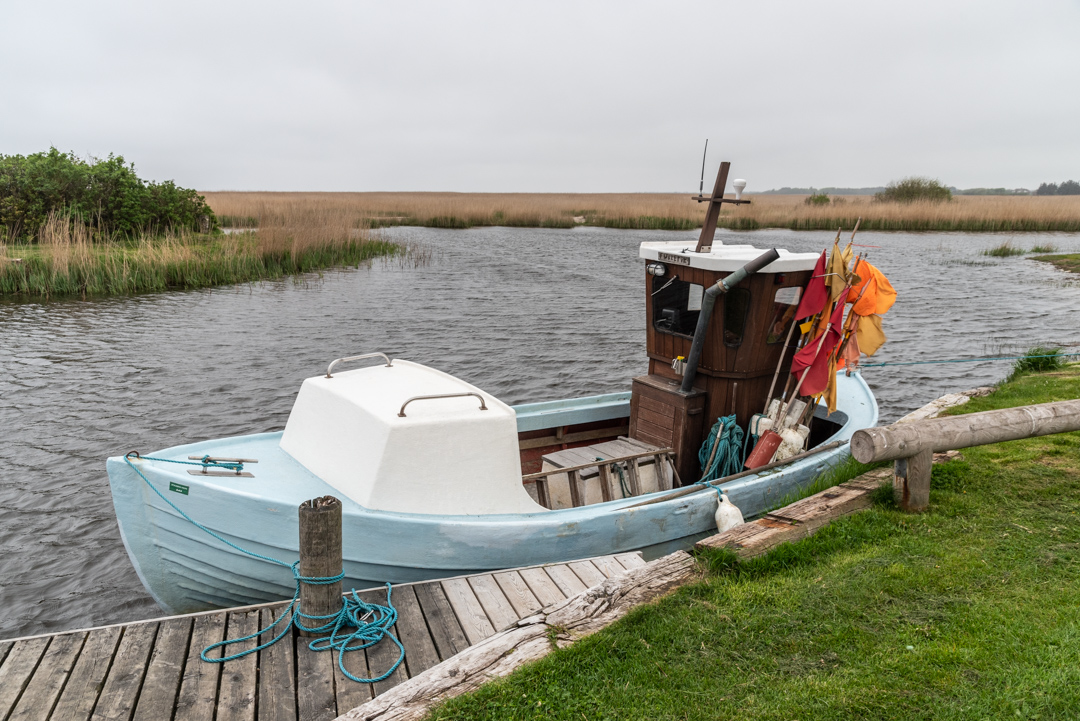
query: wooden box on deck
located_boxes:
[629,375,706,485]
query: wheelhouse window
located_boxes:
[722,287,752,347]
[766,286,802,344]
[652,279,703,337]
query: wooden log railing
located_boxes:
[522,447,676,508]
[851,399,1080,512]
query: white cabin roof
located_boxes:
[279,360,544,515]
[639,241,818,272]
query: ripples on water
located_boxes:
[2,227,1079,637]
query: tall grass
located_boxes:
[982,240,1026,257]
[1007,346,1064,382]
[203,192,1080,233]
[0,206,400,298]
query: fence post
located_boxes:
[298,495,343,637]
[893,448,933,512]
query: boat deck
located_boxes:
[0,553,645,721]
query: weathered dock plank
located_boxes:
[0,637,50,719]
[91,622,158,720]
[132,618,193,721]
[590,555,628,579]
[439,578,495,645]
[296,635,337,721]
[332,636,372,714]
[411,584,468,661]
[466,575,518,632]
[51,627,122,721]
[359,589,409,698]
[174,614,226,721]
[517,567,566,607]
[544,563,588,596]
[8,632,85,721]
[492,571,542,618]
[217,611,259,721]
[258,607,297,721]
[567,560,606,587]
[391,586,441,676]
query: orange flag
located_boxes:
[849,262,897,316]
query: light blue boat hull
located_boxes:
[107,372,877,615]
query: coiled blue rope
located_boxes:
[697,414,745,484]
[123,452,404,683]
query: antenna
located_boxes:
[699,139,708,196]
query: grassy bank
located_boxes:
[431,365,1080,720]
[204,192,1080,233]
[0,202,402,298]
[1032,253,1080,275]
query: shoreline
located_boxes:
[205,192,1080,234]
[1033,252,1080,274]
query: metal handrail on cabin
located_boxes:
[325,353,393,378]
[397,392,488,417]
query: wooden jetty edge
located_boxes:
[0,554,648,721]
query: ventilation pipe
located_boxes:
[679,248,780,393]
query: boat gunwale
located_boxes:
[107,371,877,524]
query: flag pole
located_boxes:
[763,314,799,414]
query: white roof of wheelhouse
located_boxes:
[639,241,818,273]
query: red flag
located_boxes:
[794,250,827,321]
[790,288,849,397]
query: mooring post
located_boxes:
[893,448,933,512]
[298,495,343,637]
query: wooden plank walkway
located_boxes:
[0,553,646,721]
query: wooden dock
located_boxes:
[0,553,645,721]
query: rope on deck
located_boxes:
[123,452,404,684]
[697,414,745,484]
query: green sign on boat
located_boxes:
[169,482,190,495]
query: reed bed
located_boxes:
[205,192,1080,233]
[0,204,400,298]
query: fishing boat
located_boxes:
[107,166,880,615]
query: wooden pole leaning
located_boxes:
[851,399,1080,512]
[298,495,343,636]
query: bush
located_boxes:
[874,177,952,203]
[1036,182,1059,196]
[1008,346,1063,381]
[0,147,217,241]
[804,192,831,206]
[1059,180,1080,195]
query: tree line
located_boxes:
[1035,180,1080,196]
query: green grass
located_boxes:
[767,453,886,512]
[1032,253,1080,275]
[430,365,1080,720]
[982,240,1027,257]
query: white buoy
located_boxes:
[732,179,747,200]
[714,491,745,533]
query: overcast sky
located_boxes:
[3,1,1078,192]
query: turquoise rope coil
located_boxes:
[697,414,745,484]
[123,452,405,684]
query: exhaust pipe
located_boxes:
[679,248,780,393]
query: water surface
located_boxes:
[2,226,1079,637]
